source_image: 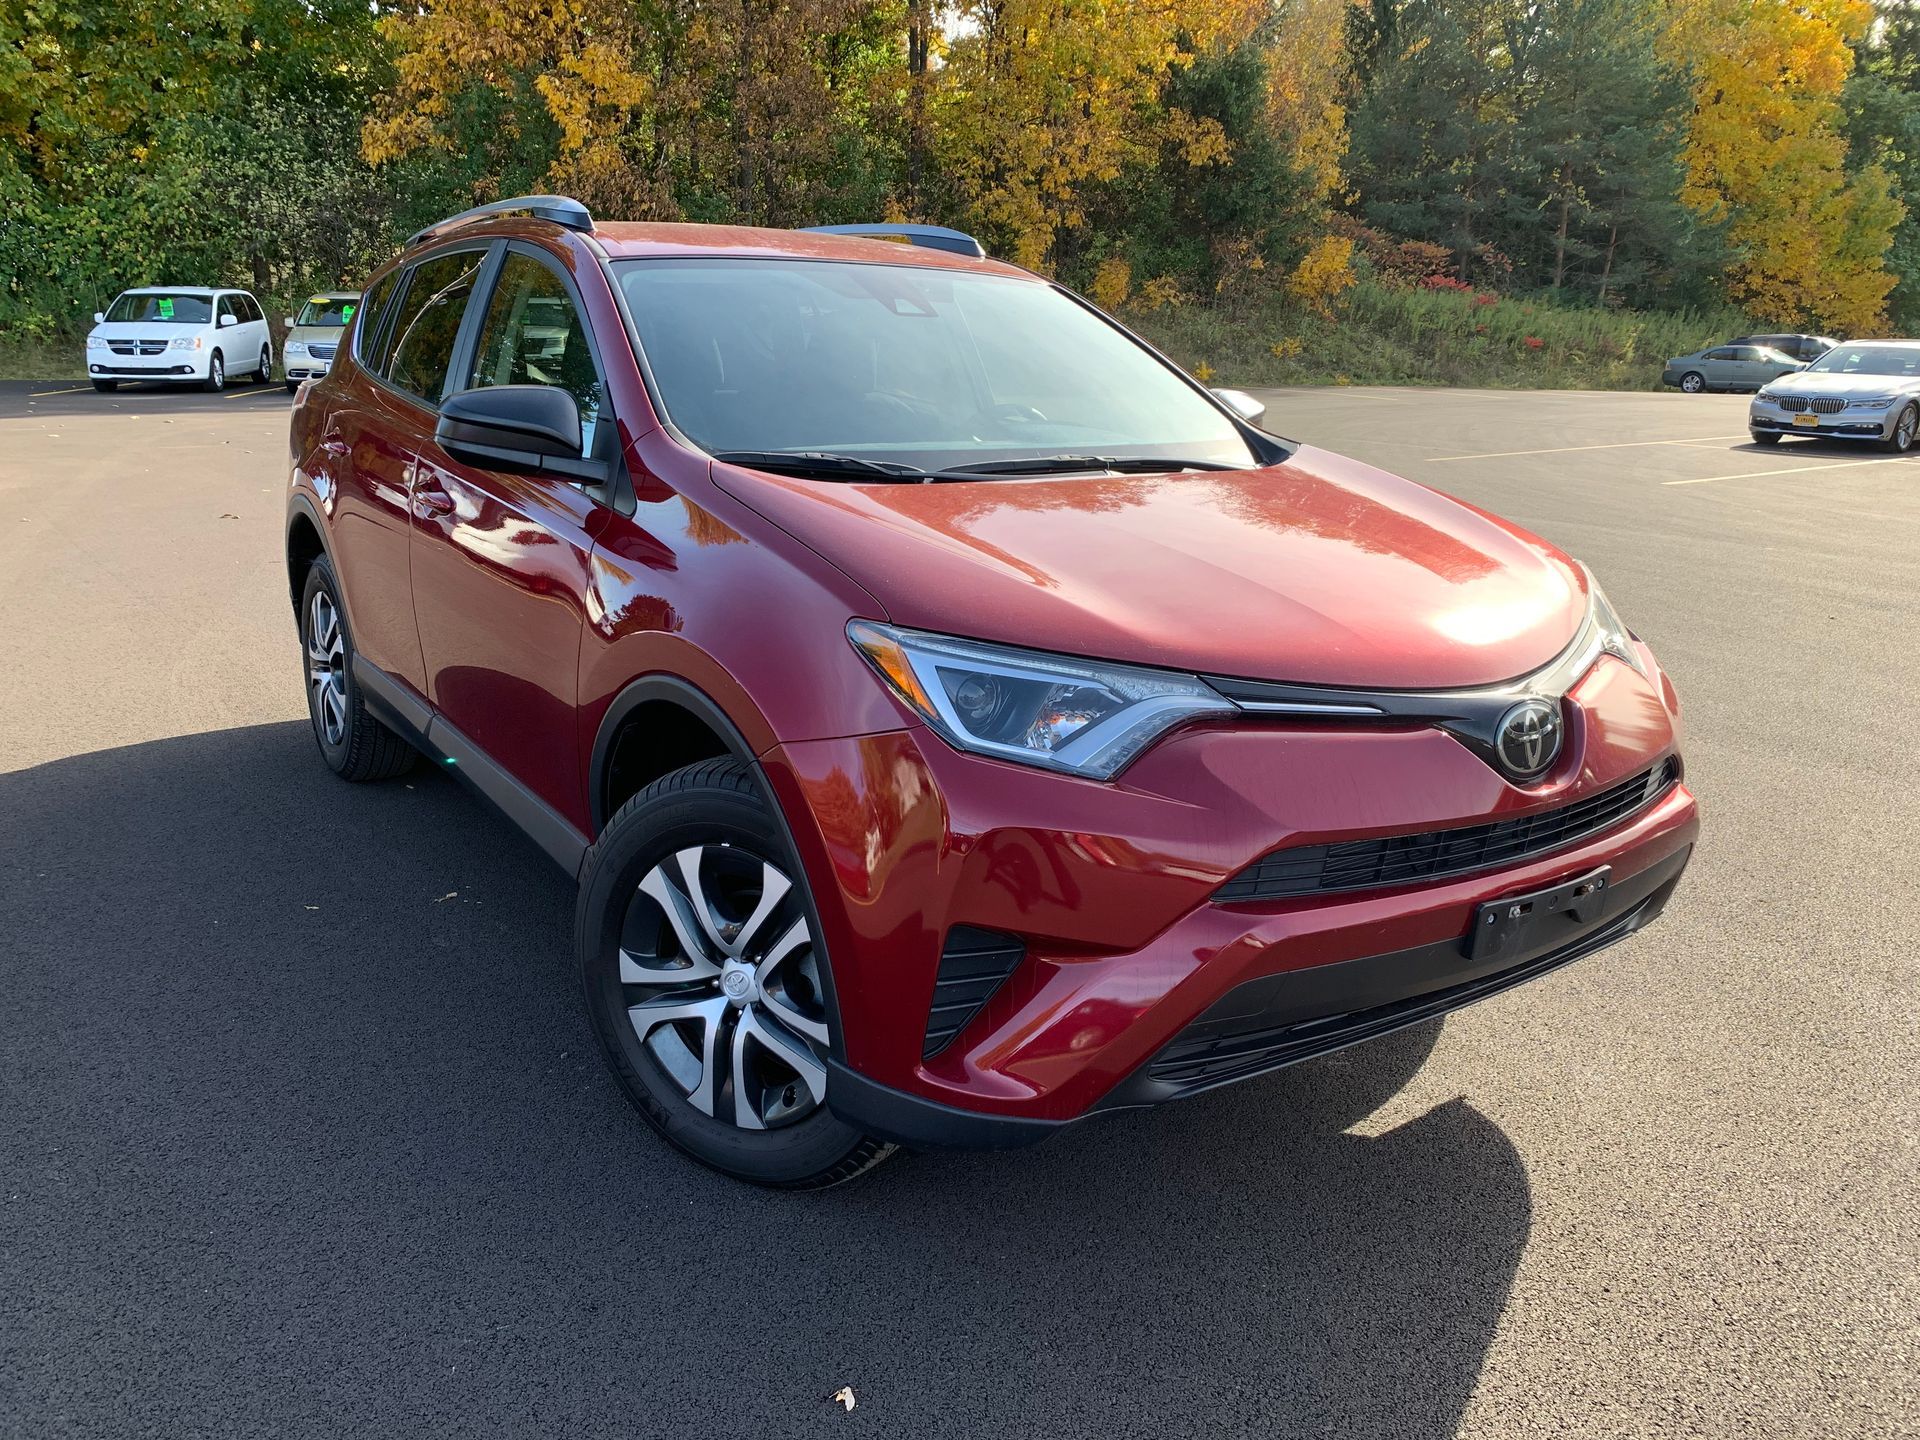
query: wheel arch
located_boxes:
[586,672,852,1065]
[285,496,329,614]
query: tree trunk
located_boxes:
[907,0,930,209]
[1597,221,1618,305]
[1552,191,1569,292]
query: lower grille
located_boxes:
[1216,758,1678,902]
[922,926,1025,1059]
[1147,890,1663,1091]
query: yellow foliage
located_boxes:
[1269,336,1305,360]
[1136,275,1191,311]
[1286,234,1357,314]
[1089,258,1133,310]
[1666,0,1900,332]
[1266,0,1353,204]
[1192,360,1216,382]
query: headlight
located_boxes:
[1578,564,1649,679]
[848,622,1236,779]
[169,336,202,351]
[86,335,108,351]
[1847,395,1897,408]
[285,341,307,355]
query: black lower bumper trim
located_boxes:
[825,1059,1065,1151]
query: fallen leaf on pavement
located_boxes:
[829,1387,856,1412]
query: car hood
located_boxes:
[1761,371,1920,396]
[288,325,346,347]
[711,446,1588,689]
[89,321,204,340]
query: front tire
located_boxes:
[577,758,895,1188]
[298,555,416,781]
[1752,430,1782,446]
[91,379,118,393]
[1680,371,1706,394]
[201,350,225,392]
[1884,403,1918,453]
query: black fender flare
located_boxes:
[584,673,850,1064]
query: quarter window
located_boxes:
[465,253,605,455]
[356,272,400,369]
[385,250,486,404]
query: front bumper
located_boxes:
[768,652,1699,1147]
[88,359,204,379]
[1750,403,1897,440]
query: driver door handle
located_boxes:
[413,484,455,519]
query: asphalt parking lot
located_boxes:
[2,377,1915,1438]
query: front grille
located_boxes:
[307,342,337,361]
[107,339,168,357]
[1216,759,1678,903]
[922,926,1025,1058]
[1774,396,1844,414]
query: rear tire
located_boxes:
[1680,371,1706,394]
[577,758,895,1188]
[299,555,417,782]
[91,379,118,393]
[1883,403,1918,453]
[201,350,225,393]
[1751,431,1782,446]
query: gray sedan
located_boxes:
[1748,340,1920,450]
[1663,343,1805,393]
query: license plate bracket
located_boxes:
[1470,866,1612,962]
[1793,412,1820,428]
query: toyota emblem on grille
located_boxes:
[1494,699,1562,777]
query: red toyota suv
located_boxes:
[286,196,1698,1187]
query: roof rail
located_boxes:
[800,223,985,259]
[406,195,594,249]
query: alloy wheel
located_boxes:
[209,353,225,390]
[620,845,830,1131]
[306,590,347,746]
[1897,407,1917,451]
[1681,372,1704,393]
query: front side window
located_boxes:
[106,292,212,324]
[613,257,1254,472]
[384,250,485,403]
[1807,345,1920,377]
[466,253,604,455]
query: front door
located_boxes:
[407,245,611,836]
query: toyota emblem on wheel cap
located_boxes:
[1494,699,1562,777]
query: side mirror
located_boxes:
[435,385,606,484]
[218,312,237,328]
[1211,387,1266,425]
[284,316,297,328]
[93,311,105,324]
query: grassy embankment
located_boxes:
[1129,280,1748,390]
[1,280,1747,388]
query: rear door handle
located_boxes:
[320,437,350,459]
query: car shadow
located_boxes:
[1,722,1531,1438]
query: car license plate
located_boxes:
[1793,413,1820,428]
[1469,866,1612,962]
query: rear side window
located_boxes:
[384,250,486,405]
[465,253,605,455]
[355,272,400,369]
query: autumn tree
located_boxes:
[1666,0,1900,330]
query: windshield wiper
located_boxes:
[931,454,1248,478]
[710,449,929,481]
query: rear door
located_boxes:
[319,249,488,700]
[406,242,612,838]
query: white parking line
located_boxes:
[1663,455,1920,485]
[1426,435,1750,461]
[28,386,92,398]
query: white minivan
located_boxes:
[86,287,274,392]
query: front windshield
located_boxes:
[104,292,212,324]
[1805,344,1920,378]
[613,257,1255,471]
[296,296,358,327]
